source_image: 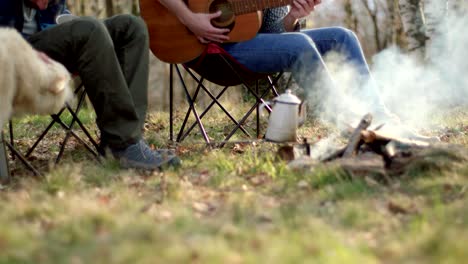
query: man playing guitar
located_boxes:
[155,0,397,125]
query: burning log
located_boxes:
[343,113,372,157]
[284,113,468,182]
[329,152,388,181]
[360,129,430,148]
[321,146,346,162]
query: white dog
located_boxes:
[0,28,73,128]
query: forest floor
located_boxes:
[1,103,467,264]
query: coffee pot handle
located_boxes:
[259,101,274,119]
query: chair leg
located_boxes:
[256,80,261,138]
[9,120,15,160]
[55,89,99,163]
[176,74,204,142]
[220,82,276,147]
[26,84,81,157]
[5,141,42,177]
[25,108,67,157]
[174,64,210,143]
[177,67,251,142]
[179,85,230,142]
[7,121,42,177]
[171,58,284,146]
[65,104,99,152]
[0,132,11,184]
[25,85,98,163]
[170,64,174,142]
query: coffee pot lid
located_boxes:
[273,89,301,105]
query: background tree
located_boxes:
[398,0,449,60]
[65,0,465,110]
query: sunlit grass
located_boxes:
[0,105,467,263]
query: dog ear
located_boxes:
[48,76,68,94]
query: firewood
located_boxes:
[361,130,377,143]
[277,145,295,161]
[343,113,373,157]
[329,152,387,180]
[386,143,468,176]
[361,130,430,148]
[322,146,346,162]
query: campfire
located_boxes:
[280,114,468,181]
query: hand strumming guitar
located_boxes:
[180,11,231,44]
[284,0,322,31]
[159,0,230,44]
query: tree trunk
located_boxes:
[424,0,449,41]
[398,0,427,58]
[386,0,401,46]
[344,0,358,32]
[361,0,383,51]
[398,0,449,59]
[132,0,140,15]
[106,0,114,17]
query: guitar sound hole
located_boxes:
[209,0,235,31]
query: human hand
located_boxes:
[288,0,322,20]
[183,11,230,44]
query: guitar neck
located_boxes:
[231,0,294,15]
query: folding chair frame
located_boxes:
[169,57,283,147]
[0,132,10,184]
[6,82,100,177]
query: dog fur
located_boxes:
[0,28,73,128]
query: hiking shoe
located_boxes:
[154,148,177,156]
[112,140,181,170]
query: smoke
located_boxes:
[308,9,468,132]
[374,13,468,126]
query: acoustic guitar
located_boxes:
[140,0,292,64]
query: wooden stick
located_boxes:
[360,130,430,148]
[322,146,346,162]
[343,113,373,157]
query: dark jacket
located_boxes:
[0,0,69,33]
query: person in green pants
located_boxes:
[0,0,180,170]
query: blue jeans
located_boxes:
[222,27,386,115]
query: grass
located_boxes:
[1,104,467,264]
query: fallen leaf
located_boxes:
[387,201,410,215]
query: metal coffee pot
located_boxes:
[261,89,305,143]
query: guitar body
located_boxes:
[140,0,262,64]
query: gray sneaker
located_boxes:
[113,140,181,170]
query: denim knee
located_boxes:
[331,27,360,47]
[285,33,321,66]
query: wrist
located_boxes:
[283,13,299,32]
[177,9,194,26]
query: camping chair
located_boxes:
[5,78,100,177]
[169,43,286,147]
[0,132,9,184]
